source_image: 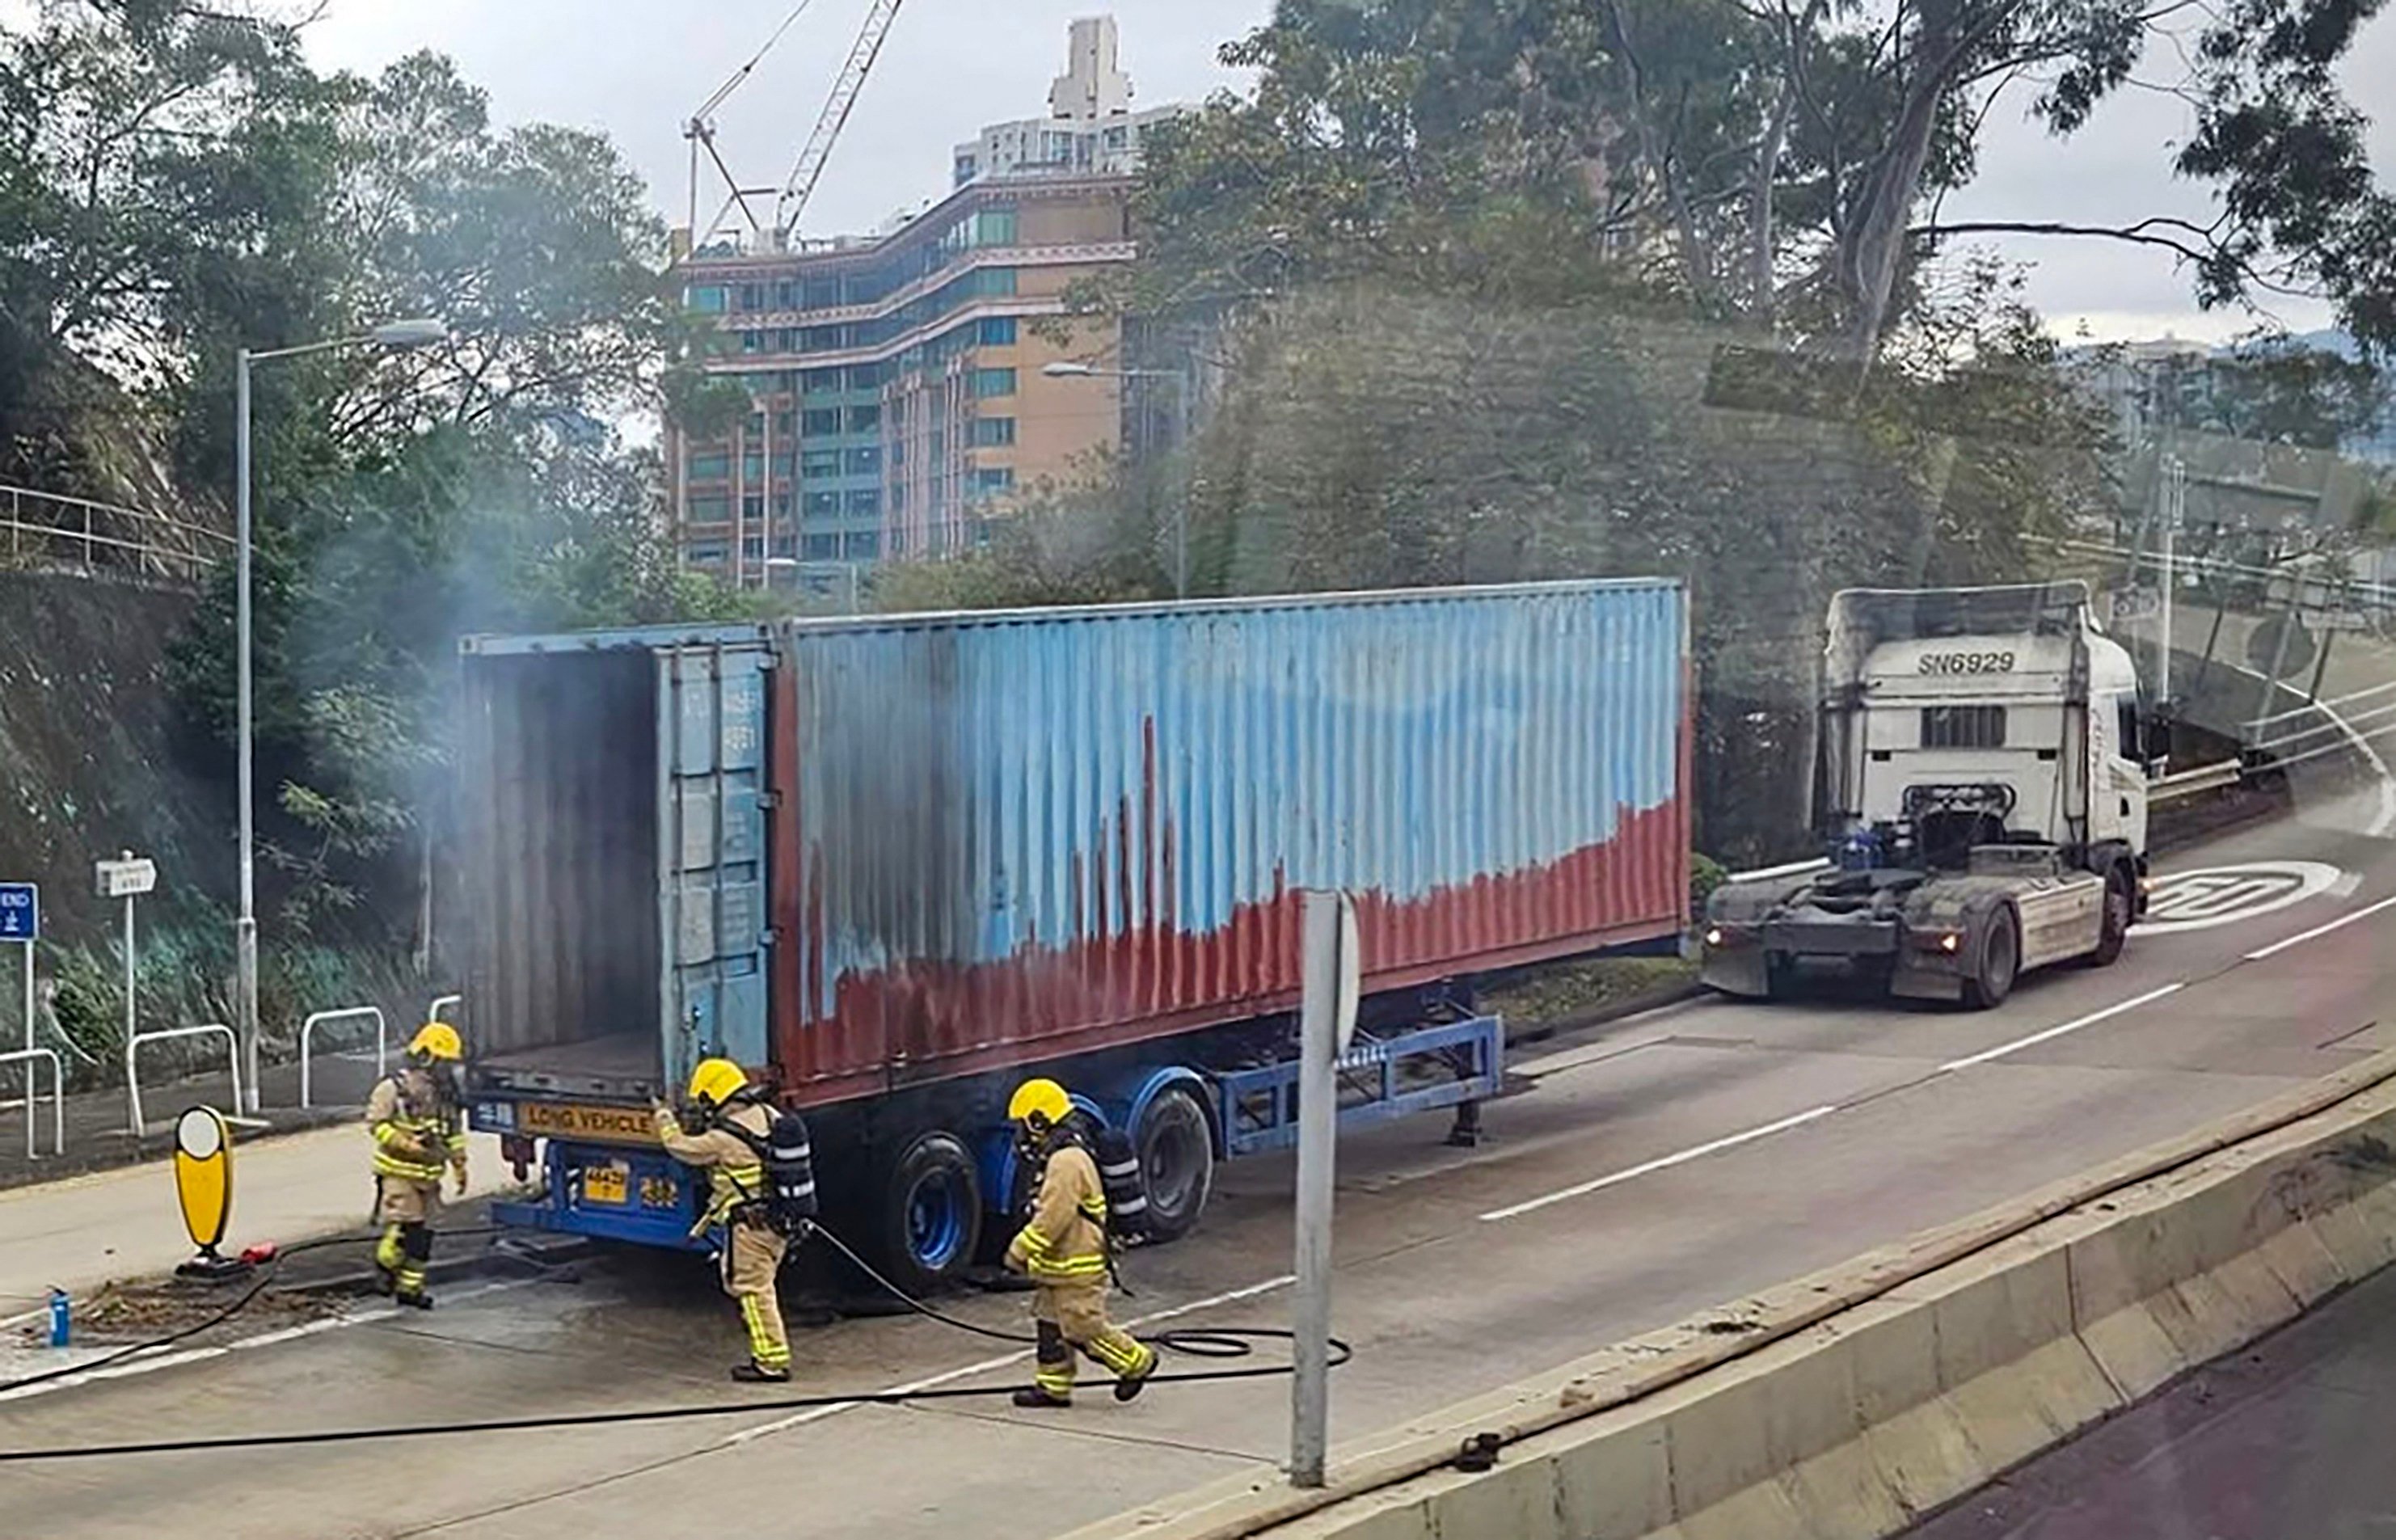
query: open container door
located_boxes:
[458,624,774,1109]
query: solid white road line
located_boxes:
[2243,891,2396,962]
[1477,1105,1839,1223]
[1935,982,2187,1073]
[0,1279,538,1404]
[719,1273,1300,1446]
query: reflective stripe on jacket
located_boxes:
[365,1069,464,1186]
[1007,1142,1109,1282]
[656,1100,773,1234]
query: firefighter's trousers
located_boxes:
[373,1178,441,1296]
[1031,1281,1155,1401]
[721,1218,791,1370]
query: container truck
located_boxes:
[1701,581,2151,1008]
[456,580,1690,1290]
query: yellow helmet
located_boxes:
[407,1023,464,1062]
[1007,1078,1072,1129]
[687,1058,749,1108]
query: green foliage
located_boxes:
[1690,853,1729,918]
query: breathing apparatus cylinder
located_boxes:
[1092,1124,1150,1243]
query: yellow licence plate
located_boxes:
[519,1102,657,1146]
[582,1162,630,1206]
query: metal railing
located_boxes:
[126,1023,243,1137]
[426,994,462,1027]
[2149,759,2246,803]
[299,1006,388,1108]
[1,483,233,588]
[0,1047,64,1158]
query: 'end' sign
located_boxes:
[0,884,36,943]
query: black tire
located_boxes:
[870,1129,984,1297]
[1962,906,2020,1010]
[1764,951,1798,1000]
[1134,1086,1215,1243]
[2086,864,2132,968]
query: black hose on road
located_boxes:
[0,1222,1351,1462]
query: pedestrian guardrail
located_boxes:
[0,1046,63,1158]
[126,1023,243,1137]
[1,483,231,587]
[426,994,462,1028]
[299,1006,388,1108]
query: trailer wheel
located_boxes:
[1963,907,2020,1010]
[874,1131,984,1295]
[2087,865,2132,967]
[1136,1086,1215,1243]
[1764,951,1799,1000]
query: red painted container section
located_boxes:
[770,580,1691,1107]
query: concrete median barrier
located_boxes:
[1064,1048,2396,1540]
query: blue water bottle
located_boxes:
[46,1287,70,1348]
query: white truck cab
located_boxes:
[1703,582,2150,1007]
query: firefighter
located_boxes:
[653,1059,792,1382]
[1002,1078,1158,1408]
[367,1023,470,1309]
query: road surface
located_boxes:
[6,793,2396,1539]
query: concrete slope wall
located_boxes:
[1069,1053,2396,1540]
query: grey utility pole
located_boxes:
[234,319,446,1111]
[1292,888,1359,1487]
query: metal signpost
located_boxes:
[1292,889,1361,1488]
[2,881,38,1158]
[99,853,157,1132]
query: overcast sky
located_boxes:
[301,0,2393,346]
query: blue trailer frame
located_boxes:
[479,1014,1508,1255]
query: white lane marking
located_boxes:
[1476,1106,1838,1223]
[1935,982,2188,1073]
[718,1273,1299,1447]
[2137,862,2344,934]
[2242,891,2396,962]
[0,1280,534,1404]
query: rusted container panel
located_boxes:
[778,580,1688,1101]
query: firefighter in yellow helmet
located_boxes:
[1003,1078,1157,1408]
[653,1058,792,1382]
[366,1023,470,1308]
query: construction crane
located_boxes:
[774,0,906,244]
[680,0,907,255]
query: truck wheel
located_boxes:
[1764,951,1798,1000]
[1136,1086,1215,1243]
[1963,908,2020,1010]
[873,1130,984,1296]
[2087,866,2132,967]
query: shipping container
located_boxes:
[459,579,1689,1285]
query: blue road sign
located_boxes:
[0,883,35,943]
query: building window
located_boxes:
[802,325,844,353]
[802,449,841,478]
[685,451,732,481]
[741,535,764,559]
[1103,125,1128,150]
[746,411,766,437]
[770,449,796,476]
[955,154,977,186]
[742,493,764,521]
[739,283,765,312]
[805,277,842,310]
[891,483,909,513]
[773,492,794,518]
[974,467,1016,493]
[804,368,845,395]
[803,534,839,560]
[775,281,798,310]
[742,453,765,483]
[804,491,841,517]
[851,361,889,390]
[846,404,881,434]
[974,209,1018,247]
[1921,706,2007,750]
[972,417,1017,447]
[687,541,728,564]
[802,407,842,437]
[845,488,882,517]
[772,534,797,558]
[774,411,796,437]
[970,368,1017,399]
[741,331,765,353]
[686,495,731,525]
[845,446,881,476]
[978,316,1018,346]
[1040,130,1071,162]
[844,530,881,560]
[687,285,728,313]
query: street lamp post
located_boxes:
[1042,359,1195,600]
[234,318,445,1112]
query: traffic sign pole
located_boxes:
[1292,889,1360,1489]
[1,884,36,1161]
